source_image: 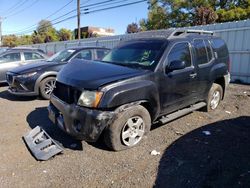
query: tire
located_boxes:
[39,77,56,100]
[204,83,223,112]
[104,105,151,151]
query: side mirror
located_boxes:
[167,60,186,72]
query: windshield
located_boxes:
[47,49,76,62]
[102,40,167,70]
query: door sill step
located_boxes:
[159,102,206,124]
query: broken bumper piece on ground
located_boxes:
[23,126,63,161]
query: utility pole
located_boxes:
[0,17,2,46]
[77,0,81,40]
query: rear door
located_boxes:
[71,49,92,61]
[193,39,215,100]
[23,51,45,65]
[95,49,110,60]
[0,52,22,82]
[159,41,199,115]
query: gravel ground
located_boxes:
[0,83,249,188]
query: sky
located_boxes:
[0,0,148,36]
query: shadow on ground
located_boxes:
[0,89,37,101]
[154,116,250,188]
[26,107,83,150]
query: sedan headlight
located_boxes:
[17,72,37,78]
[77,90,103,108]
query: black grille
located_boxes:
[53,81,81,104]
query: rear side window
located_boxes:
[74,50,92,60]
[168,42,191,67]
[0,52,21,63]
[194,39,209,65]
[96,49,110,60]
[211,38,228,58]
[24,52,44,60]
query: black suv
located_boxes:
[48,29,230,151]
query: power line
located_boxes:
[5,0,147,35]
[1,0,28,16]
[84,0,147,14]
[3,0,76,34]
[45,0,74,20]
[4,0,122,34]
[4,0,40,19]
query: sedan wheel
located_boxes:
[40,77,56,100]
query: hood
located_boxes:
[10,60,64,74]
[57,60,148,89]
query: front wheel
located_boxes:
[205,83,223,112]
[39,77,56,100]
[104,105,151,151]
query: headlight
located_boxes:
[17,72,37,78]
[77,90,103,108]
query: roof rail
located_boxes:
[168,29,214,39]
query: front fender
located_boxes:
[34,71,57,93]
[99,80,160,120]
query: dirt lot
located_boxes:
[0,83,249,188]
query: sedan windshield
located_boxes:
[47,49,76,62]
[102,40,167,70]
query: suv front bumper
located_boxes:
[48,94,115,142]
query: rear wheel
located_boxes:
[205,83,223,112]
[104,105,151,151]
[39,77,56,100]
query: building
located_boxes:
[74,26,115,39]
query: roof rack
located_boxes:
[168,29,214,39]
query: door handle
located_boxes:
[190,73,197,78]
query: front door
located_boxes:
[159,41,198,115]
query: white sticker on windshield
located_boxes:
[68,50,76,53]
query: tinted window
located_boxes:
[24,52,44,60]
[102,40,166,70]
[211,38,228,58]
[74,50,92,60]
[96,49,110,60]
[194,39,208,65]
[168,42,191,67]
[204,40,213,61]
[0,52,21,63]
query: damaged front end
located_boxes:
[48,94,116,142]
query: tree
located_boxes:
[16,35,32,46]
[195,6,218,25]
[58,28,72,41]
[44,28,58,43]
[126,22,141,33]
[31,32,44,44]
[2,35,18,47]
[37,20,53,35]
[160,0,250,26]
[140,0,169,31]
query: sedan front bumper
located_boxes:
[6,72,38,96]
[48,94,115,142]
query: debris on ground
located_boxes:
[23,126,63,161]
[175,131,184,136]
[225,111,232,114]
[150,150,160,156]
